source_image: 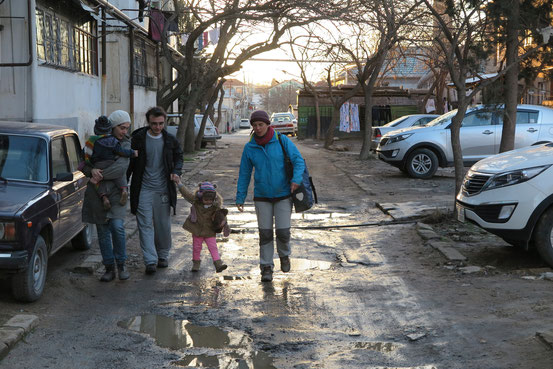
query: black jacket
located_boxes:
[127,127,183,215]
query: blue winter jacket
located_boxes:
[236,132,305,204]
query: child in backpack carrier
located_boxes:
[177,181,230,273]
[83,115,137,210]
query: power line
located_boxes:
[231,57,353,63]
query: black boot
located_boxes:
[100,265,116,282]
[117,263,130,280]
[261,266,273,282]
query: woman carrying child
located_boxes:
[177,181,229,273]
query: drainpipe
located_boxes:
[101,7,106,115]
[129,26,135,130]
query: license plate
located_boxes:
[456,203,465,222]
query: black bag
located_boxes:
[278,134,318,213]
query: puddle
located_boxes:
[288,258,332,271]
[293,212,351,220]
[354,341,398,352]
[118,315,276,368]
[172,351,275,368]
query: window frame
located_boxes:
[35,6,98,76]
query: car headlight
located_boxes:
[483,165,551,191]
[0,222,16,241]
[387,133,413,144]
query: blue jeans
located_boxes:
[96,218,126,266]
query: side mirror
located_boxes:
[55,172,73,182]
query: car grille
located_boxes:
[457,201,514,223]
[462,172,491,195]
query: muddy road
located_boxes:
[1,130,553,368]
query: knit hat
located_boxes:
[94,115,111,135]
[108,110,131,128]
[197,181,217,200]
[250,110,271,125]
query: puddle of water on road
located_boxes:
[353,341,398,352]
[118,314,276,368]
[172,351,276,368]
[293,212,351,220]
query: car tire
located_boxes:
[11,235,48,302]
[533,207,553,267]
[72,223,93,250]
[405,148,438,179]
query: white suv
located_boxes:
[456,144,553,267]
[376,104,553,179]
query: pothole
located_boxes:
[118,314,276,368]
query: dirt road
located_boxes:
[1,130,553,368]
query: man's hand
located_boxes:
[291,182,300,193]
[170,173,180,183]
[236,204,244,212]
[91,168,103,182]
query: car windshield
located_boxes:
[0,134,48,182]
[425,110,458,127]
[382,116,409,128]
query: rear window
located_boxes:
[516,111,539,124]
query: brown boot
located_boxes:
[191,260,201,272]
[102,195,111,210]
[213,259,227,273]
[119,189,128,206]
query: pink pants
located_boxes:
[192,236,220,261]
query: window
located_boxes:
[35,7,97,75]
[462,111,494,127]
[51,137,69,179]
[133,36,157,88]
[64,135,82,172]
[516,111,539,125]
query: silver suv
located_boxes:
[376,104,553,179]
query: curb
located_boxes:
[415,222,469,263]
[0,315,39,359]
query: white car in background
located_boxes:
[371,114,439,150]
[456,143,553,267]
[166,114,221,148]
[377,104,553,179]
[270,112,297,136]
[239,118,251,129]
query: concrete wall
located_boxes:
[34,67,101,142]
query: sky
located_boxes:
[229,48,306,86]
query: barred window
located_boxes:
[133,36,157,89]
[35,7,97,75]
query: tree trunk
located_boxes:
[324,108,342,149]
[359,85,374,160]
[314,94,322,140]
[499,0,520,153]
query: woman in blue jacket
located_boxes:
[236,110,305,282]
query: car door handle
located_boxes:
[527,128,538,133]
[482,130,493,135]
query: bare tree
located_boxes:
[158,0,349,152]
[421,0,542,196]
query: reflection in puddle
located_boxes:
[288,258,332,271]
[173,351,275,368]
[118,315,276,368]
[354,341,398,352]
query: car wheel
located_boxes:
[72,223,93,250]
[533,208,553,267]
[405,148,438,179]
[11,235,48,302]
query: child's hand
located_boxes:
[133,150,138,157]
[236,204,244,212]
